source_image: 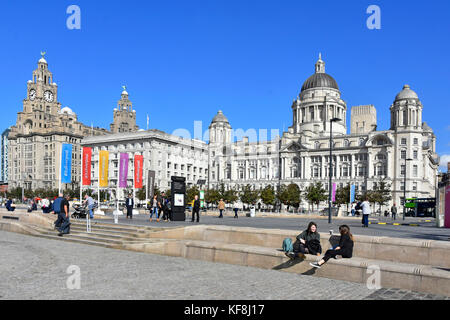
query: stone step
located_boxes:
[145,225,450,269]
[70,225,139,238]
[121,239,450,297]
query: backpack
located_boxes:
[355,202,362,211]
[306,239,322,255]
[282,238,293,253]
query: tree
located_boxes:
[240,184,259,207]
[260,185,276,210]
[335,184,350,206]
[286,183,301,209]
[224,188,238,204]
[136,185,146,201]
[304,182,328,210]
[276,185,289,210]
[186,185,200,204]
[373,178,392,213]
[205,188,220,205]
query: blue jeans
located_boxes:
[363,214,369,227]
[88,205,94,219]
[150,207,158,219]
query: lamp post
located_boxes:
[402,157,413,220]
[329,118,341,224]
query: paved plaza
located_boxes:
[0,230,448,300]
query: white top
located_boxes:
[361,201,371,215]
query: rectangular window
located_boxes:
[413,182,417,191]
[401,150,406,159]
[400,165,406,176]
[413,138,418,145]
[413,150,418,160]
[401,138,407,145]
[413,165,418,177]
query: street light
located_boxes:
[329,117,341,224]
[403,157,413,220]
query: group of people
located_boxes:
[217,198,240,219]
[285,221,354,269]
[147,192,172,222]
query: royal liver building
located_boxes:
[208,55,439,207]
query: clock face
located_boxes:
[29,89,36,101]
[44,91,54,102]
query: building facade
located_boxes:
[208,56,440,208]
[7,55,137,190]
[81,130,209,199]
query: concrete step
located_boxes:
[32,233,118,249]
[121,239,450,297]
[70,226,139,239]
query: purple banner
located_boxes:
[445,186,450,228]
[119,153,129,188]
[332,183,337,202]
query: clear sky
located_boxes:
[1,0,449,169]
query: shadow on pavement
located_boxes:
[273,256,305,271]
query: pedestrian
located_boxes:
[391,203,397,220]
[41,197,50,213]
[58,194,71,237]
[83,194,95,219]
[161,195,170,222]
[361,197,371,228]
[286,221,322,260]
[6,198,15,212]
[149,194,159,222]
[53,193,64,230]
[125,194,134,219]
[192,195,200,223]
[233,201,239,219]
[351,202,356,217]
[310,225,354,268]
[218,198,225,218]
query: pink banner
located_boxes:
[119,153,129,188]
[332,183,337,202]
[445,186,450,228]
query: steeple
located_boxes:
[315,53,325,74]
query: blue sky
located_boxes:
[1,0,449,169]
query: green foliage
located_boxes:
[304,182,328,209]
[260,185,276,207]
[223,188,239,204]
[136,185,146,201]
[186,185,200,204]
[205,188,221,205]
[334,184,350,206]
[240,184,260,205]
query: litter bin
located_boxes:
[250,206,256,217]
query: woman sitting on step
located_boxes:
[286,221,322,260]
[310,225,354,269]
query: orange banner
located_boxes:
[99,150,109,187]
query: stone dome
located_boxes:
[301,73,339,92]
[211,110,229,124]
[395,85,419,101]
[60,107,75,116]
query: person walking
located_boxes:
[53,193,64,230]
[41,197,50,213]
[58,194,71,237]
[125,194,134,219]
[149,194,159,222]
[361,197,371,228]
[218,199,225,218]
[391,203,397,220]
[351,202,356,217]
[310,225,354,268]
[192,195,200,223]
[83,194,95,219]
[233,201,239,219]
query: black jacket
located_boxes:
[338,234,354,258]
[193,199,201,211]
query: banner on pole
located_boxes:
[99,150,109,188]
[82,147,92,186]
[61,144,72,184]
[119,153,129,188]
[332,183,337,202]
[147,170,155,197]
[350,184,356,203]
[445,186,450,228]
[134,155,143,188]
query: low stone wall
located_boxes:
[146,225,450,269]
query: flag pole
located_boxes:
[58,144,63,195]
